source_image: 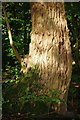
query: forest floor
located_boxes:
[2,111,80,120]
[2,79,80,120]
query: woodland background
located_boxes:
[2,2,80,120]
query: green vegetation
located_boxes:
[2,2,80,119]
[65,2,80,113]
[3,67,63,115]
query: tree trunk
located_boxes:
[23,3,27,55]
[29,2,72,112]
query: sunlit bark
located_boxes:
[29,2,72,112]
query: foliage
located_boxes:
[2,67,63,115]
[64,3,80,112]
[2,2,80,115]
[65,2,80,80]
[2,2,31,78]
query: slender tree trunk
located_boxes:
[3,4,29,74]
[3,5,22,64]
[23,3,27,55]
[29,2,72,112]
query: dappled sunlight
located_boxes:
[2,2,80,119]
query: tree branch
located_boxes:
[3,5,22,64]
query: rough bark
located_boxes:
[29,2,72,112]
